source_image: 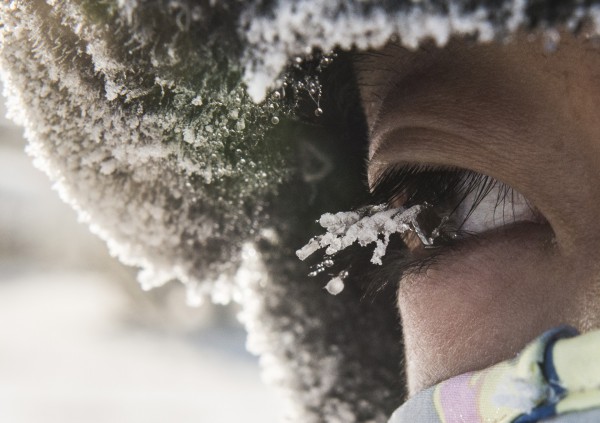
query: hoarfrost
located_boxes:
[239,0,600,103]
[242,1,508,102]
[0,1,291,306]
[297,204,441,294]
[297,204,427,265]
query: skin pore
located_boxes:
[355,32,600,395]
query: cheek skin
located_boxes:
[397,226,588,395]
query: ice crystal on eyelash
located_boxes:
[297,204,426,263]
[325,271,348,295]
[296,203,436,294]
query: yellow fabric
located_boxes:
[390,327,600,423]
[430,327,600,423]
[553,331,600,415]
[554,330,600,392]
[556,390,600,414]
[432,332,549,422]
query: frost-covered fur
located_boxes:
[2,1,600,422]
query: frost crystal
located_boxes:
[297,204,438,294]
[241,0,519,102]
[325,276,345,296]
[297,204,427,265]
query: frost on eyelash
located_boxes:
[296,203,439,295]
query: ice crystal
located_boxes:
[325,275,346,296]
[297,204,441,294]
[241,1,512,102]
[297,204,427,265]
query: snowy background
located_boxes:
[0,92,283,423]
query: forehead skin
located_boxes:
[356,33,600,152]
[353,33,600,393]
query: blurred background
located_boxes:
[0,89,284,422]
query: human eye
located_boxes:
[369,163,547,249]
[296,136,554,296]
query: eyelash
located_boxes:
[306,163,532,298]
[370,163,519,238]
[329,164,522,297]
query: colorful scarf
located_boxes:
[388,326,600,423]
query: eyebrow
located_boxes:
[353,42,444,140]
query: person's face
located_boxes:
[355,31,600,394]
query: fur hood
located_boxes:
[2,1,599,421]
